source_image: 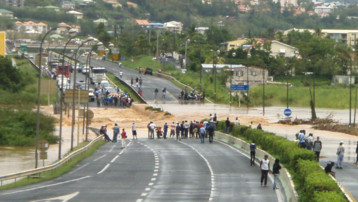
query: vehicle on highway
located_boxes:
[56,64,72,78]
[82,65,90,74]
[88,88,95,102]
[104,86,116,94]
[100,80,110,89]
[90,66,107,85]
[144,68,153,75]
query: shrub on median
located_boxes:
[216,121,347,202]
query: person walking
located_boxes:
[154,88,158,99]
[112,123,120,143]
[313,137,322,162]
[336,141,345,169]
[139,77,142,87]
[306,133,314,151]
[272,159,281,190]
[163,122,168,139]
[132,123,137,140]
[121,128,127,149]
[250,141,256,166]
[170,122,176,138]
[207,121,215,143]
[200,124,205,143]
[176,122,181,141]
[225,117,231,134]
[162,88,166,98]
[184,120,189,139]
[260,155,270,187]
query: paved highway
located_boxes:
[0,139,281,201]
[79,57,183,104]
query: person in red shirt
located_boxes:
[121,128,127,149]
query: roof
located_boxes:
[67,10,83,14]
[134,19,149,26]
[0,9,13,13]
[150,23,164,26]
[271,40,298,50]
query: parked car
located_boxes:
[144,68,153,75]
[88,88,95,102]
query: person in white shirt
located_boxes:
[260,155,270,187]
[336,141,345,169]
[235,117,240,125]
[132,123,137,140]
[149,122,156,139]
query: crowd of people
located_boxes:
[94,87,134,107]
[178,87,205,101]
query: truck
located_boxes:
[89,66,107,85]
[56,64,72,78]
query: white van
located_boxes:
[100,80,110,89]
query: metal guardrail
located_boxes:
[0,134,103,187]
[214,131,298,202]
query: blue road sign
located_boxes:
[230,84,249,91]
[284,108,292,117]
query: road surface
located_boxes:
[0,139,281,202]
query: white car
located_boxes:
[100,80,110,89]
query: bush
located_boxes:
[216,120,347,202]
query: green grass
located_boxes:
[0,139,106,190]
[106,73,144,103]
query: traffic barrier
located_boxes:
[0,134,104,187]
[214,131,298,202]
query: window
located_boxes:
[251,70,256,76]
[236,71,243,77]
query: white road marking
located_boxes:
[110,155,119,163]
[145,188,151,191]
[30,191,79,202]
[155,166,159,169]
[148,183,154,186]
[109,144,116,152]
[216,141,284,202]
[180,141,215,201]
[1,176,90,195]
[68,162,89,175]
[154,169,158,172]
[153,173,158,176]
[136,199,143,202]
[151,178,157,181]
[93,154,106,162]
[97,163,110,174]
[141,193,147,196]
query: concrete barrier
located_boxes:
[215,131,298,202]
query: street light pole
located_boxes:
[184,39,190,69]
[35,27,58,168]
[71,38,94,150]
[349,57,353,126]
[59,33,77,160]
[286,65,289,109]
[263,66,265,116]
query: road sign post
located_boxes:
[230,84,249,91]
[284,108,292,117]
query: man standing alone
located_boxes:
[250,141,256,166]
[225,117,231,134]
[336,141,345,169]
[260,155,270,187]
[163,122,168,139]
[112,124,120,143]
[313,137,322,162]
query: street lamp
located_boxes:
[35,26,58,168]
[184,39,190,69]
[58,31,77,160]
[84,41,102,141]
[70,37,95,150]
[230,52,236,107]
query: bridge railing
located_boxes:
[0,134,103,187]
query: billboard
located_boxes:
[0,32,6,56]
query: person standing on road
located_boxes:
[200,123,206,143]
[162,88,167,98]
[250,141,256,166]
[132,123,137,140]
[170,122,176,138]
[180,121,185,139]
[131,77,133,86]
[272,159,281,190]
[225,117,231,134]
[260,155,270,187]
[139,77,142,87]
[313,136,322,162]
[121,128,127,148]
[149,122,156,139]
[184,120,190,139]
[298,130,306,148]
[163,122,168,139]
[176,122,181,141]
[235,117,240,125]
[306,133,314,151]
[112,123,120,143]
[213,113,217,122]
[207,121,215,143]
[154,88,159,99]
[336,141,345,169]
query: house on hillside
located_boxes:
[270,40,300,58]
[15,21,47,34]
[127,1,138,8]
[195,27,209,35]
[62,1,75,10]
[57,22,80,34]
[94,18,108,26]
[66,10,83,19]
[164,21,183,33]
[133,19,149,28]
[0,0,24,8]
[0,9,14,19]
[201,64,269,88]
[149,23,164,30]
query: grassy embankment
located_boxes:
[122,56,354,109]
[0,139,106,190]
[106,73,144,103]
[0,58,58,146]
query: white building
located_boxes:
[164,21,183,33]
[15,21,48,34]
[270,40,300,58]
[66,10,83,20]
